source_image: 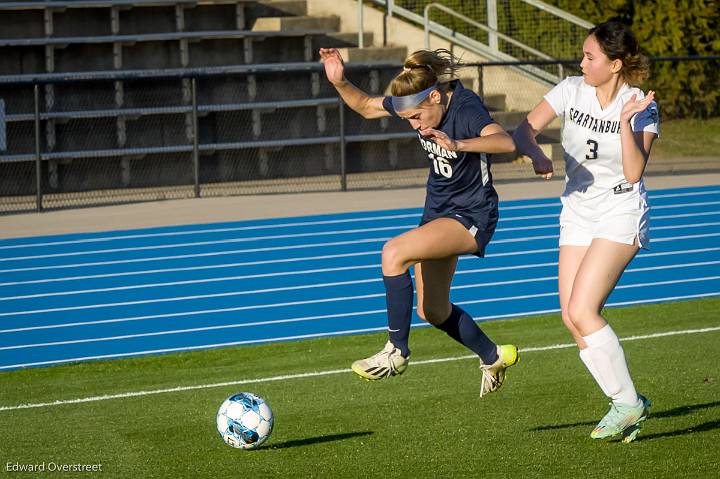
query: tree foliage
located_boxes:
[396,0,719,118]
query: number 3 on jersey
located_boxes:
[586,139,599,160]
[430,153,453,178]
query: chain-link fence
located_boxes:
[1,56,718,213]
[0,64,428,212]
[393,0,592,61]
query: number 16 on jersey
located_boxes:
[429,153,453,178]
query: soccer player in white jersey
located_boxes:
[513,21,659,442]
[320,47,519,396]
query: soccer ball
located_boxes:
[216,392,274,449]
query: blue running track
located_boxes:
[0,185,719,370]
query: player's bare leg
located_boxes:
[568,238,650,441]
[413,231,518,397]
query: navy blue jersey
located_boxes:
[383,80,498,225]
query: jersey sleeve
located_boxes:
[543,77,571,118]
[459,99,495,138]
[382,96,399,117]
[631,100,660,137]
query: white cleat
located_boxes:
[351,341,409,381]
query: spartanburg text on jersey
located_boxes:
[544,76,659,199]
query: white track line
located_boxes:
[1,200,717,262]
[653,210,719,220]
[3,241,718,289]
[0,221,555,262]
[653,200,720,210]
[3,275,719,350]
[1,189,714,252]
[1,292,718,372]
[5,254,720,302]
[0,225,417,262]
[1,322,718,410]
[2,257,718,317]
[0,213,422,250]
[0,237,393,273]
[3,254,716,334]
[3,254,713,335]
[3,208,716,274]
[650,189,720,199]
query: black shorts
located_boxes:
[419,205,499,257]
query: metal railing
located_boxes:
[362,0,593,62]
[423,3,554,63]
[0,0,244,10]
[2,56,717,213]
[0,61,419,212]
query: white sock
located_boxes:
[582,324,639,406]
[579,348,611,397]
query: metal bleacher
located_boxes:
[0,0,419,206]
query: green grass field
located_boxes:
[1,298,719,478]
[652,117,720,158]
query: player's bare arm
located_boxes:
[319,48,389,119]
[620,91,657,183]
[419,123,514,154]
[512,99,556,179]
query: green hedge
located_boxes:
[548,0,719,119]
[397,0,719,118]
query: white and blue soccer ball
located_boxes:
[216,392,274,449]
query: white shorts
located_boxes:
[559,182,650,248]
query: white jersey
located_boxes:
[544,76,659,198]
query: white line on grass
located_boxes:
[1,323,718,412]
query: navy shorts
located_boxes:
[419,205,499,257]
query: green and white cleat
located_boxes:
[351,341,409,381]
[590,394,651,442]
[479,344,519,397]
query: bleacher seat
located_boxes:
[0,0,421,199]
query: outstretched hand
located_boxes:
[621,90,655,123]
[419,128,458,152]
[319,48,345,85]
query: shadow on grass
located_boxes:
[529,400,720,431]
[633,419,720,441]
[266,431,373,450]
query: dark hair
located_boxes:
[389,49,462,96]
[589,21,649,86]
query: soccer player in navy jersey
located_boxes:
[320,47,518,396]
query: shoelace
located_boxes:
[369,348,399,376]
[479,366,498,397]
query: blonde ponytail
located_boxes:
[390,49,462,96]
